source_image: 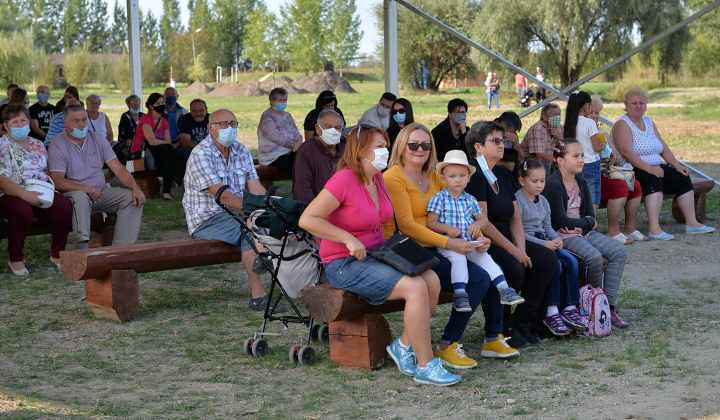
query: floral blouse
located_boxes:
[0,134,51,195]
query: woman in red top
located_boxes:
[132,93,175,200]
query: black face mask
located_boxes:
[153,105,166,114]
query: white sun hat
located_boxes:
[436,150,476,175]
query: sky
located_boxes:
[131,0,382,56]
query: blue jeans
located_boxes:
[544,248,580,307]
[429,248,503,343]
[487,91,499,109]
[581,160,602,205]
[191,211,252,251]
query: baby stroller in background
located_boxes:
[214,185,327,364]
[520,88,534,107]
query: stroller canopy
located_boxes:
[241,191,308,239]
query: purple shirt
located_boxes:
[47,129,116,190]
[292,136,345,204]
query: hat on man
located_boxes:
[436,150,476,175]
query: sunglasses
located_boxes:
[356,124,372,139]
[391,108,406,115]
[407,142,432,151]
[486,137,507,146]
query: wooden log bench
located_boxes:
[600,177,715,223]
[300,283,454,370]
[3,212,116,248]
[253,158,292,190]
[60,239,244,322]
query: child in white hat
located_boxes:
[427,150,524,312]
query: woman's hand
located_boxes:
[344,235,367,260]
[676,165,690,177]
[292,138,302,152]
[558,227,582,235]
[648,166,664,178]
[19,190,43,207]
[474,236,491,253]
[446,237,477,255]
[510,246,532,268]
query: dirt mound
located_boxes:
[290,71,356,94]
[182,80,212,96]
[209,81,267,97]
[259,76,308,95]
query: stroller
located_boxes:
[214,185,327,364]
[520,88,534,107]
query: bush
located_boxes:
[64,44,98,89]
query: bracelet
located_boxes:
[131,184,141,190]
[91,186,95,195]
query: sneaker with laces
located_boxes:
[434,342,477,369]
[248,295,287,313]
[560,307,586,332]
[414,357,461,386]
[502,325,530,349]
[499,287,525,306]
[453,291,472,312]
[513,320,541,345]
[610,308,629,329]
[386,338,417,376]
[251,256,273,274]
[481,334,520,358]
[543,313,571,336]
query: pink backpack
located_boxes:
[579,284,612,337]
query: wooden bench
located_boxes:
[300,284,454,370]
[600,177,715,223]
[60,239,243,322]
[3,212,116,248]
[253,158,292,190]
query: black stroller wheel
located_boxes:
[318,324,330,342]
[310,323,321,342]
[289,345,301,363]
[252,339,268,357]
[298,346,315,364]
[243,339,253,356]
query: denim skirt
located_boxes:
[324,256,404,305]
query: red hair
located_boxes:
[337,125,388,184]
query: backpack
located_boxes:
[579,284,612,337]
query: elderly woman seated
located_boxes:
[0,104,72,275]
[257,87,303,175]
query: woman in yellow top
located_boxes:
[383,122,517,370]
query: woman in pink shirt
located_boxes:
[299,125,461,386]
[132,93,175,200]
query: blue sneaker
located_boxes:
[499,287,525,306]
[685,225,715,235]
[414,358,461,386]
[648,231,674,241]
[453,291,472,312]
[386,338,416,376]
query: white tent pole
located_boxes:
[383,0,399,95]
[127,0,142,96]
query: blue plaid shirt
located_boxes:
[182,135,258,234]
[427,188,482,242]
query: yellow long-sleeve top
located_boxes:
[382,165,449,248]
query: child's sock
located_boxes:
[77,241,89,250]
[397,337,408,348]
[491,275,509,290]
[546,305,559,317]
[452,282,466,295]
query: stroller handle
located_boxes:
[265,185,279,205]
[214,185,230,205]
[214,184,280,208]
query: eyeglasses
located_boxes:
[486,137,507,146]
[452,110,467,115]
[407,142,432,151]
[211,121,239,129]
[391,108,406,115]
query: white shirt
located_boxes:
[576,116,599,163]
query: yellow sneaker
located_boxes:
[434,342,477,369]
[481,334,520,359]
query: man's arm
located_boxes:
[179,133,196,148]
[106,157,146,206]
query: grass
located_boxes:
[2,80,720,418]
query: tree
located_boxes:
[186,51,214,82]
[108,0,127,54]
[160,0,183,48]
[63,0,90,51]
[326,0,363,75]
[64,43,97,88]
[0,31,34,87]
[213,0,257,69]
[243,3,279,70]
[87,0,109,52]
[30,0,66,53]
[282,0,328,73]
[187,0,214,33]
[375,0,479,91]
[472,0,689,87]
[140,9,162,51]
[684,0,720,76]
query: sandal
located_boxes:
[8,261,29,276]
[610,233,633,245]
[625,230,649,242]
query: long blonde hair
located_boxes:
[388,122,437,174]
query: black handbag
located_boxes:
[368,184,439,277]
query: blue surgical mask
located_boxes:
[129,107,141,114]
[215,127,237,147]
[37,93,49,103]
[274,102,287,112]
[71,126,89,139]
[11,125,30,139]
[600,144,612,159]
[392,113,406,124]
[451,114,467,125]
[476,155,497,185]
[165,96,177,106]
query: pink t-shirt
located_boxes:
[319,169,393,263]
[131,114,169,153]
[557,180,583,240]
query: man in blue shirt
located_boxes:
[163,87,188,145]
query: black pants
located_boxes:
[487,240,558,326]
[269,152,296,176]
[147,144,177,194]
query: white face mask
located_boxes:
[319,127,341,146]
[366,147,389,171]
[377,106,390,118]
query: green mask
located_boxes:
[548,115,562,127]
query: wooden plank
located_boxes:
[329,314,391,370]
[60,239,243,281]
[85,270,139,322]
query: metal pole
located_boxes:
[127,0,142,96]
[383,0,398,95]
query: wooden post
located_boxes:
[84,270,139,322]
[329,314,392,370]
